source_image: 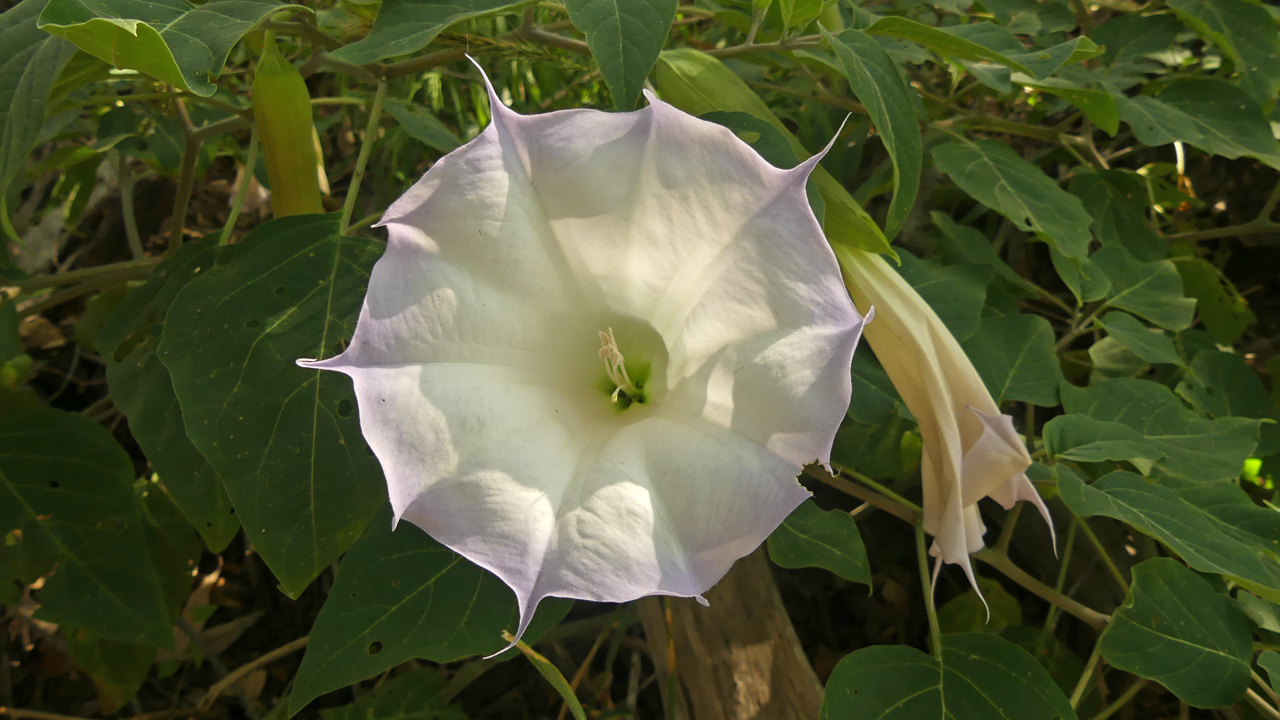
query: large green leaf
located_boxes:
[961,314,1062,407]
[320,666,465,720]
[767,499,871,585]
[160,214,386,597]
[932,139,1093,261]
[896,253,988,342]
[1092,246,1196,331]
[1068,171,1166,261]
[825,28,921,240]
[1043,415,1163,474]
[100,238,240,552]
[820,632,1078,719]
[930,213,1039,296]
[1096,311,1182,366]
[1093,13,1183,67]
[1,0,77,195]
[1058,468,1280,603]
[1060,378,1259,483]
[37,0,285,97]
[330,0,524,64]
[981,0,1075,35]
[1176,256,1255,344]
[1167,0,1280,107]
[0,406,172,648]
[847,351,901,426]
[384,100,461,154]
[1176,350,1280,456]
[63,628,158,713]
[1100,558,1252,708]
[937,577,1021,634]
[567,0,675,111]
[290,505,573,714]
[1116,79,1280,170]
[651,49,897,259]
[863,16,1031,74]
[942,23,1099,80]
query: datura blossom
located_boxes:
[833,245,1055,590]
[299,69,866,644]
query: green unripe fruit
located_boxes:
[252,33,324,217]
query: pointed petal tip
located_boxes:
[695,594,710,607]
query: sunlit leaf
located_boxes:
[330,0,525,64]
[768,499,871,585]
[567,0,675,111]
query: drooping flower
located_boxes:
[833,244,1054,589]
[299,68,867,644]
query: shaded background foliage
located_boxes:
[2,0,1280,717]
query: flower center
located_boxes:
[598,328,643,403]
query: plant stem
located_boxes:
[116,157,144,259]
[1073,512,1130,595]
[1164,220,1280,244]
[221,128,259,246]
[169,111,252,255]
[1090,679,1146,720]
[806,466,917,523]
[916,520,943,661]
[262,19,343,52]
[973,550,1109,629]
[1247,689,1280,720]
[1256,670,1280,712]
[842,467,922,513]
[706,35,822,60]
[1070,641,1103,707]
[196,636,308,710]
[15,257,160,293]
[340,80,388,235]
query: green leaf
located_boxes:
[895,253,988,341]
[1117,79,1280,170]
[1043,414,1163,474]
[820,632,1078,719]
[319,666,465,720]
[937,576,1021,634]
[160,214,387,596]
[767,499,871,585]
[1058,468,1280,603]
[961,313,1063,407]
[863,16,1031,74]
[1100,558,1252,708]
[1176,256,1255,344]
[1068,171,1166,261]
[1088,336,1146,382]
[777,0,821,31]
[0,406,172,648]
[1176,350,1280,456]
[943,23,1098,79]
[1060,378,1259,483]
[981,0,1075,35]
[384,100,460,153]
[650,49,897,259]
[824,28,921,241]
[833,414,920,481]
[37,0,285,97]
[1096,312,1182,366]
[566,0,675,111]
[932,139,1093,261]
[1260,651,1280,696]
[847,351,900,426]
[1093,13,1183,67]
[63,628,158,713]
[1017,76,1118,136]
[1167,0,1280,108]
[1,301,32,389]
[100,238,240,552]
[1092,246,1196,331]
[290,505,572,714]
[930,212,1039,295]
[1,0,77,195]
[509,634,587,720]
[330,0,524,65]
[1051,249,1110,304]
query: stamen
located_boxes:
[598,328,641,402]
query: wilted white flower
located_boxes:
[300,68,867,644]
[834,245,1054,592]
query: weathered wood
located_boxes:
[639,549,824,720]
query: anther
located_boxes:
[598,328,640,402]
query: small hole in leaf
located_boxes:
[229,508,236,515]
[337,399,353,418]
[392,579,400,586]
[246,319,261,328]
[274,286,286,295]
[368,641,383,655]
[206,522,213,527]
[50,481,60,489]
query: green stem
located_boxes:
[1089,679,1146,720]
[973,550,1110,629]
[1247,689,1280,720]
[220,128,259,246]
[340,80,388,235]
[15,257,160,293]
[916,520,943,661]
[1073,512,1130,595]
[1070,641,1102,708]
[843,467,922,514]
[116,156,144,259]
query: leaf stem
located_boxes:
[1089,679,1147,720]
[1070,640,1103,707]
[220,128,259,246]
[916,519,943,661]
[196,636,308,710]
[1255,670,1280,712]
[14,257,161,293]
[973,549,1110,629]
[340,80,388,235]
[1073,511,1130,595]
[1247,689,1280,720]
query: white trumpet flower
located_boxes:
[834,245,1055,592]
[299,66,867,645]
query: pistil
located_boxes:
[598,328,641,403]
